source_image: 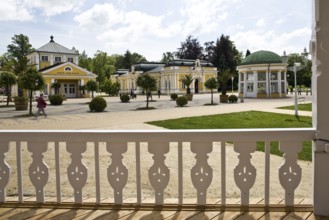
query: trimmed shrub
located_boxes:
[170,93,178,100]
[120,94,130,103]
[49,94,64,105]
[176,96,188,107]
[89,97,107,112]
[228,94,238,103]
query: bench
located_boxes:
[298,97,305,103]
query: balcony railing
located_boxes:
[0,129,315,210]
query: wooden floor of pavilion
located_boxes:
[0,197,326,220]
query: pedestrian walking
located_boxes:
[35,94,47,119]
[158,89,161,98]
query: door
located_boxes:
[64,83,77,98]
[194,79,199,94]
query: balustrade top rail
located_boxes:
[0,128,316,142]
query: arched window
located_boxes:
[64,66,72,71]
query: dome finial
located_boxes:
[50,35,54,42]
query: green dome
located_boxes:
[241,50,283,65]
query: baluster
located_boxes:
[0,141,10,202]
[148,141,170,205]
[191,141,213,205]
[67,142,88,204]
[279,141,302,207]
[28,141,49,203]
[234,142,256,206]
[107,142,128,204]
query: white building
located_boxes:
[237,50,287,98]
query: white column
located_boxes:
[253,71,258,96]
[278,71,282,97]
[312,0,329,216]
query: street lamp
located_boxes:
[231,76,234,94]
[290,62,303,116]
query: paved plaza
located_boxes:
[0,93,312,130]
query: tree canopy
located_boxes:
[176,35,203,60]
[136,74,157,108]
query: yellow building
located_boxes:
[27,36,96,98]
[114,59,217,95]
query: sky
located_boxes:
[0,0,312,62]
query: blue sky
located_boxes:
[0,0,312,61]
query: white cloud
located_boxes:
[255,18,266,28]
[179,0,230,35]
[74,2,182,52]
[232,27,311,55]
[24,0,85,17]
[0,0,33,21]
[0,0,85,21]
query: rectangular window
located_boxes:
[247,73,253,81]
[258,82,266,93]
[258,72,266,81]
[271,72,278,80]
[55,57,62,63]
[41,56,48,61]
[68,57,74,62]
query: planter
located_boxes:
[185,93,193,101]
[219,94,228,103]
[14,97,28,111]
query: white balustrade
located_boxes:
[0,129,315,208]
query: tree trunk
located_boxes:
[29,90,33,115]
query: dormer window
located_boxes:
[67,57,74,63]
[64,66,72,71]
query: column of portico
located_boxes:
[243,72,247,97]
[253,71,258,96]
[278,71,282,97]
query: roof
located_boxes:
[134,62,165,72]
[36,36,78,55]
[240,50,283,65]
[166,59,214,67]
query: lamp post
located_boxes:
[292,62,302,116]
[231,76,234,94]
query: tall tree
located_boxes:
[176,35,203,60]
[160,52,175,63]
[19,68,45,115]
[286,53,312,88]
[203,41,215,61]
[78,50,92,71]
[7,34,34,97]
[0,71,16,106]
[136,74,157,109]
[211,34,240,94]
[92,51,108,88]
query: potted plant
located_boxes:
[218,69,232,103]
[179,74,194,101]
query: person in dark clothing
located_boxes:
[35,94,47,119]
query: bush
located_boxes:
[228,94,238,103]
[120,94,130,103]
[49,94,64,105]
[89,97,107,112]
[176,96,188,107]
[170,93,178,100]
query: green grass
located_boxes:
[278,103,312,111]
[147,111,312,129]
[147,111,312,161]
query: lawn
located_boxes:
[146,111,312,161]
[278,103,312,111]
